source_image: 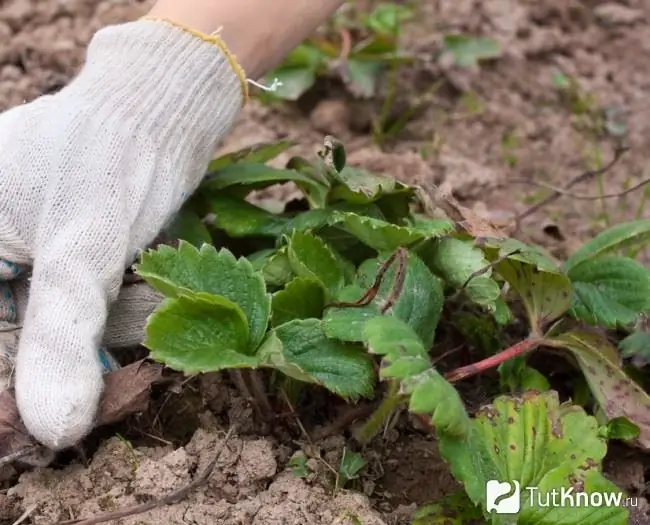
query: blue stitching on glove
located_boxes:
[0,259,119,373]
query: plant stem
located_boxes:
[354,380,404,444]
[445,337,541,383]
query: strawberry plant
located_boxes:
[135,137,650,524]
[258,3,413,100]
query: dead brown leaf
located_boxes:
[0,360,163,466]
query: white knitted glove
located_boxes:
[0,18,245,450]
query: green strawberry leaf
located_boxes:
[563,219,650,272]
[271,277,326,327]
[332,211,425,252]
[206,140,295,172]
[412,491,483,525]
[202,162,323,196]
[438,390,628,524]
[328,166,413,204]
[287,231,344,297]
[166,208,212,247]
[260,247,295,287]
[599,417,640,441]
[498,357,550,394]
[324,251,443,348]
[619,331,650,365]
[135,242,271,350]
[419,237,501,308]
[495,258,572,333]
[204,194,287,237]
[567,256,650,329]
[257,318,375,401]
[364,316,470,436]
[144,292,257,371]
[550,328,650,450]
[442,35,502,68]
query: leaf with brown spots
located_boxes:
[438,390,628,524]
[551,328,650,450]
[495,257,572,334]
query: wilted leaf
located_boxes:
[257,318,374,400]
[551,329,650,450]
[563,219,650,273]
[287,231,344,297]
[271,277,326,326]
[166,208,212,247]
[364,316,470,436]
[419,237,501,308]
[567,256,650,329]
[145,292,257,372]
[439,390,628,524]
[0,361,163,467]
[98,360,164,425]
[135,243,271,350]
[324,252,443,347]
[206,140,295,172]
[496,257,572,333]
[205,194,288,237]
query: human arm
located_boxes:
[0,0,344,451]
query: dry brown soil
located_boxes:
[2,0,650,523]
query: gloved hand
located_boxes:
[0,18,245,450]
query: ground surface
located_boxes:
[1,0,650,523]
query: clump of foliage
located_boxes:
[135,137,650,524]
[258,2,413,100]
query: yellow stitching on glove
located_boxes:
[141,16,249,105]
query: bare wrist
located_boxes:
[148,0,345,79]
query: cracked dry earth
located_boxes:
[2,0,650,523]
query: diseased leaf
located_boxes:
[364,316,470,436]
[206,140,295,172]
[144,292,257,372]
[135,243,271,350]
[551,329,650,450]
[205,194,288,237]
[332,211,425,252]
[438,390,628,524]
[166,208,212,247]
[287,231,344,297]
[567,256,650,329]
[257,318,374,400]
[495,257,572,333]
[563,219,650,272]
[271,277,326,326]
[420,237,500,308]
[324,252,444,347]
